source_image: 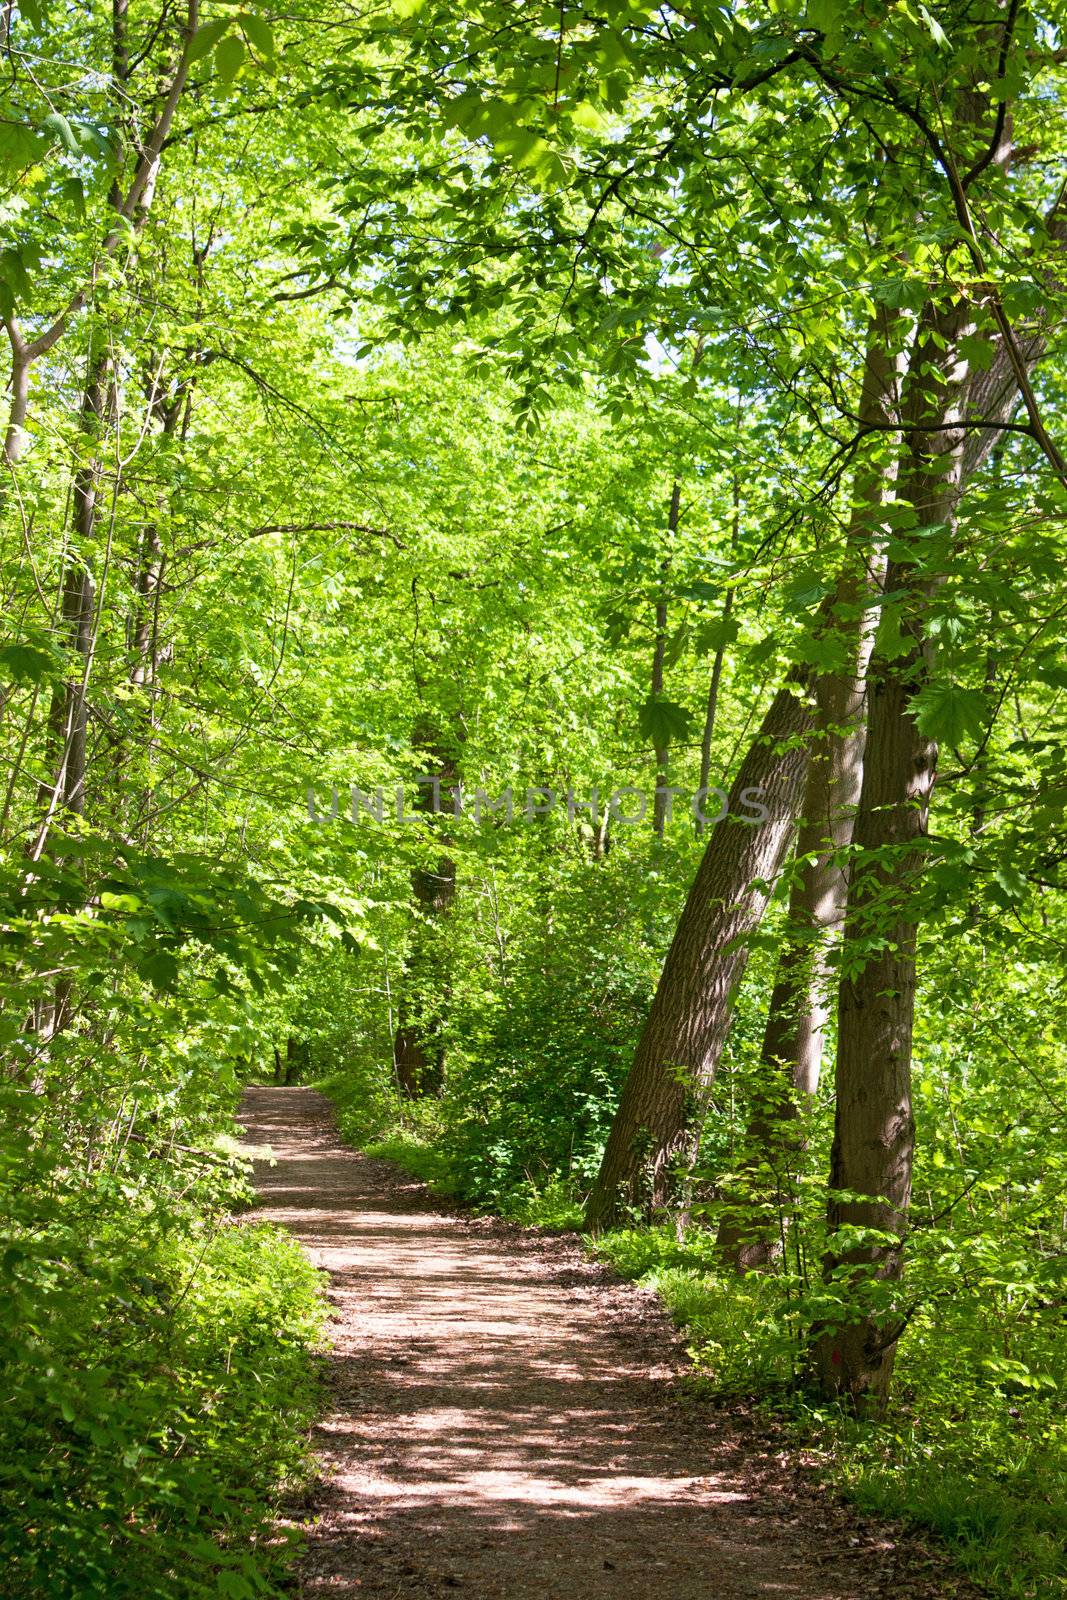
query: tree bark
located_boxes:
[584,676,815,1229]
[651,480,680,839]
[717,318,905,1270]
[393,734,457,1098]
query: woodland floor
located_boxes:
[238,1086,981,1600]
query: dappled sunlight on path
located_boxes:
[238,1087,915,1600]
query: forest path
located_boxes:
[239,1086,966,1600]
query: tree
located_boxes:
[716,315,905,1267]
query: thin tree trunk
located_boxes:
[696,449,740,837]
[131,523,165,687]
[3,333,30,466]
[695,586,732,837]
[651,480,680,838]
[52,360,112,820]
[393,733,457,1098]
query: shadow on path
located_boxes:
[238,1086,961,1600]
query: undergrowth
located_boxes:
[595,1227,1067,1600]
[0,1161,325,1600]
[317,1069,586,1228]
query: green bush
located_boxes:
[0,1190,325,1600]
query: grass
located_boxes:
[361,1130,464,1194]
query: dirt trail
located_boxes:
[240,1086,972,1600]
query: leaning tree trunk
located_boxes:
[714,664,872,1267]
[584,677,815,1229]
[585,313,904,1235]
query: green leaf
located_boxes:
[140,951,180,990]
[663,623,690,670]
[992,862,1027,902]
[41,111,78,155]
[188,17,232,62]
[783,569,833,613]
[61,175,86,218]
[0,123,46,172]
[0,246,36,304]
[806,0,844,50]
[638,695,692,747]
[0,643,59,684]
[694,615,739,655]
[215,33,246,82]
[680,579,720,603]
[959,333,996,373]
[240,12,275,57]
[912,681,987,746]
[571,101,608,133]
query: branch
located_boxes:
[961,0,1023,188]
[246,520,407,549]
[21,0,201,365]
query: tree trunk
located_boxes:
[651,480,680,839]
[695,586,732,839]
[393,733,457,1098]
[714,667,870,1268]
[584,676,815,1229]
[717,319,905,1270]
[393,854,457,1096]
[586,313,905,1235]
[696,447,740,839]
[32,355,113,849]
[812,297,981,1411]
[3,334,30,466]
[811,612,935,1412]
